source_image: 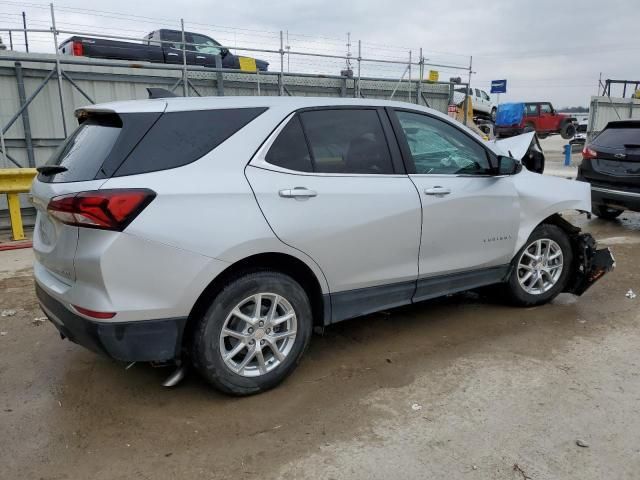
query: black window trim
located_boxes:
[254,106,408,177]
[386,107,498,176]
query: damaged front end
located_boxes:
[543,214,615,296]
[565,232,616,296]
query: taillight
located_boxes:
[47,189,156,231]
[72,41,83,56]
[582,146,597,160]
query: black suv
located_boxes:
[578,120,640,219]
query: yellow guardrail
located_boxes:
[0,168,38,241]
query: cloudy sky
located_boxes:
[0,0,637,107]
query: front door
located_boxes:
[538,103,556,133]
[389,109,519,300]
[246,108,422,321]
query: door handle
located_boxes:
[167,52,179,56]
[196,55,205,59]
[279,187,318,198]
[424,186,451,196]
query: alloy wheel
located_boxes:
[517,238,564,295]
[219,293,297,377]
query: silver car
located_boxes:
[31,96,614,395]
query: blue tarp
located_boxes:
[495,102,525,127]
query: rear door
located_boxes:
[161,30,196,65]
[246,107,422,321]
[389,108,519,298]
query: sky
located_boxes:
[0,0,637,107]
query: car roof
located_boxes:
[77,96,439,114]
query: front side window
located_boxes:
[482,91,490,101]
[540,103,553,114]
[190,34,222,55]
[395,111,492,175]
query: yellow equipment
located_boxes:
[0,168,37,241]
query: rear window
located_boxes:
[39,108,266,183]
[593,126,640,147]
[38,114,125,183]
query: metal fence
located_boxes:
[0,4,473,170]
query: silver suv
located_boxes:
[31,96,614,395]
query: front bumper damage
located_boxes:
[565,232,615,296]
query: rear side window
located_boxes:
[265,116,313,172]
[593,126,640,147]
[300,109,394,174]
[114,108,267,177]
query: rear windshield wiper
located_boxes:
[36,165,68,176]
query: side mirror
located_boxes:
[496,156,522,175]
[220,48,229,57]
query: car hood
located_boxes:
[491,132,537,160]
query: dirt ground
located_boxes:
[1,211,640,480]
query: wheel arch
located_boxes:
[183,252,329,354]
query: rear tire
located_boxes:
[592,204,623,220]
[192,271,313,396]
[490,107,497,122]
[523,122,536,133]
[502,224,573,307]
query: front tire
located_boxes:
[592,204,623,220]
[192,271,312,396]
[503,225,573,307]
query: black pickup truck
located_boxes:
[59,29,268,71]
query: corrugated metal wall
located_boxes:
[0,51,452,170]
[0,52,453,226]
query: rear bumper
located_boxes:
[36,283,186,362]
